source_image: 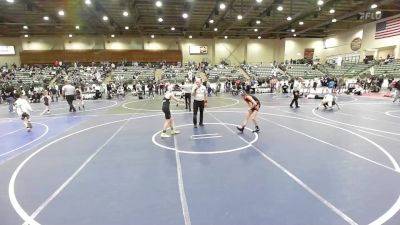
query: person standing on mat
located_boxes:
[160,84,184,138]
[14,93,33,132]
[62,80,76,112]
[237,91,260,133]
[183,80,192,111]
[191,78,208,128]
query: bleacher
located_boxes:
[344,63,372,77]
[371,59,400,77]
[207,65,242,82]
[243,64,275,79]
[286,64,324,78]
[11,68,56,85]
[113,66,155,82]
[162,66,198,83]
[319,64,352,77]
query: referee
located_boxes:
[62,80,76,112]
[191,78,208,128]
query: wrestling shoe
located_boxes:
[160,133,170,138]
[236,126,244,133]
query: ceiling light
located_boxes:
[293,34,297,37]
[6,0,14,3]
[291,29,295,32]
[219,3,226,10]
[189,35,193,39]
[277,5,283,11]
[158,17,163,22]
[75,25,80,30]
[85,0,91,5]
[287,16,292,21]
[376,10,382,15]
[332,18,337,23]
[317,0,324,6]
[182,13,188,19]
[103,16,108,21]
[256,20,261,24]
[125,26,129,30]
[371,4,378,9]
[299,21,304,25]
[214,27,218,31]
[258,36,262,39]
[171,27,175,31]
[43,16,49,21]
[68,34,73,38]
[329,9,335,14]
[237,14,243,20]
[58,10,65,16]
[23,25,28,30]
[254,28,258,32]
[151,34,155,38]
[209,19,214,24]
[111,34,115,38]
[224,35,228,39]
[155,1,162,7]
[256,0,262,3]
[24,34,29,38]
[123,11,129,17]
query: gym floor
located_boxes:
[0,93,400,225]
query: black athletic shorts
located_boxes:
[21,112,30,120]
[162,103,171,119]
[251,102,261,112]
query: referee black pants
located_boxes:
[193,100,204,125]
[66,95,76,112]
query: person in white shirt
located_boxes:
[316,94,339,110]
[191,78,208,128]
[62,80,76,112]
[14,93,33,132]
[160,84,185,138]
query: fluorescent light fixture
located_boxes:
[23,25,28,30]
[371,4,378,9]
[43,16,49,21]
[209,19,214,24]
[103,16,108,21]
[376,10,382,15]
[317,0,324,6]
[189,35,193,39]
[123,11,129,17]
[58,10,65,16]
[151,34,155,38]
[224,35,228,39]
[85,0,91,5]
[258,36,261,39]
[158,17,163,22]
[75,25,80,30]
[182,13,188,19]
[329,9,335,14]
[287,16,292,21]
[237,14,243,20]
[24,34,29,37]
[171,27,175,31]
[125,26,129,30]
[214,27,218,31]
[68,34,73,38]
[155,1,162,7]
[299,21,304,25]
[111,34,115,38]
[220,3,226,10]
[254,28,258,32]
[332,18,337,22]
[277,5,283,11]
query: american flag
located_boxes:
[375,16,400,39]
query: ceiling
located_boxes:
[0,0,399,39]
